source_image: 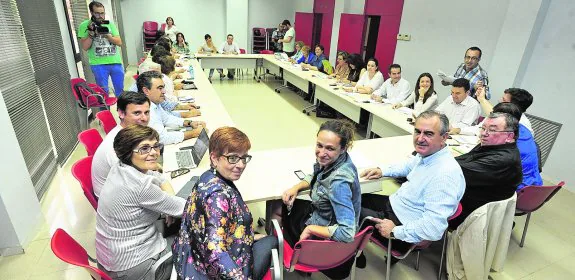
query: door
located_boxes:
[295,12,314,46]
[363,16,381,61]
[337,14,365,55]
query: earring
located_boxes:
[212,167,217,175]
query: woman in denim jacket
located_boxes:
[281,120,361,279]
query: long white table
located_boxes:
[195,53,261,79]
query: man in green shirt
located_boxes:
[77,1,124,97]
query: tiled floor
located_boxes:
[1,71,573,279]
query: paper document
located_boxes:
[178,96,195,102]
[451,135,479,145]
[437,69,456,83]
[396,107,414,116]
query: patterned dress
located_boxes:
[172,170,254,280]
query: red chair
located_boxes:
[143,21,158,37]
[365,203,463,280]
[71,156,98,210]
[78,129,103,157]
[260,50,274,54]
[272,219,374,279]
[96,110,117,135]
[71,78,118,125]
[239,48,247,54]
[515,181,565,247]
[51,228,111,280]
[160,23,166,32]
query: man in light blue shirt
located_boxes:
[137,71,205,145]
[359,111,465,264]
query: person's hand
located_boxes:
[181,109,201,118]
[360,168,382,180]
[449,127,461,135]
[299,226,313,241]
[474,80,484,90]
[371,94,383,103]
[191,121,206,128]
[392,103,402,109]
[441,80,450,86]
[343,87,353,93]
[476,85,486,102]
[254,233,267,241]
[282,186,299,206]
[174,83,184,90]
[370,218,396,239]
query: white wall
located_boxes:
[344,0,364,14]
[247,0,296,52]
[0,93,43,255]
[394,0,510,101]
[294,0,314,13]
[519,0,575,191]
[226,0,248,51]
[119,0,227,65]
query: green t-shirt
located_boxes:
[77,19,122,65]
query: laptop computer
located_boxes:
[164,128,209,170]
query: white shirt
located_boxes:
[373,77,411,104]
[401,91,439,117]
[356,71,384,92]
[459,113,535,136]
[435,95,481,128]
[283,27,295,52]
[149,102,185,144]
[92,125,122,198]
[219,41,240,54]
[165,25,179,42]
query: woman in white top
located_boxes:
[164,17,179,42]
[197,34,219,81]
[344,58,384,94]
[393,72,438,117]
[96,125,186,280]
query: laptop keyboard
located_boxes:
[176,151,195,168]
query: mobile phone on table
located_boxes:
[294,170,306,180]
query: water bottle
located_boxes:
[189,65,195,80]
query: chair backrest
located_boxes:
[239,48,247,54]
[516,181,564,213]
[260,50,274,54]
[78,129,103,156]
[96,110,117,134]
[143,21,158,32]
[525,113,562,167]
[289,226,374,271]
[71,156,98,210]
[51,228,111,280]
[450,203,463,220]
[160,23,166,32]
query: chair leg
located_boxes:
[438,231,448,280]
[415,250,420,271]
[520,213,531,247]
[386,239,392,280]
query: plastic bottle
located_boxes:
[189,65,195,80]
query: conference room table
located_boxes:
[195,53,262,79]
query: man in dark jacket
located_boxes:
[449,112,523,228]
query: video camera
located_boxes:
[87,16,110,35]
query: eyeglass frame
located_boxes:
[464,55,480,62]
[170,168,190,179]
[132,143,164,155]
[221,154,252,164]
[479,126,514,136]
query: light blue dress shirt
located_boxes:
[128,83,180,117]
[149,102,185,144]
[382,146,466,243]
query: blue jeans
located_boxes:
[91,63,125,97]
[252,236,278,280]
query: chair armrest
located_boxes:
[271,219,284,275]
[359,216,374,230]
[271,248,281,280]
[148,251,173,280]
[88,255,97,263]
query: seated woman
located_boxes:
[96,125,186,280]
[302,44,327,72]
[343,53,365,86]
[393,72,438,117]
[295,45,315,64]
[345,57,384,94]
[289,41,305,62]
[173,127,277,280]
[172,32,190,54]
[197,34,219,81]
[330,51,350,81]
[280,120,361,279]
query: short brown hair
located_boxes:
[209,127,251,165]
[156,55,175,75]
[114,125,159,166]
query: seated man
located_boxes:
[218,34,240,79]
[91,91,150,197]
[449,112,523,228]
[359,111,465,264]
[436,78,481,133]
[372,64,411,104]
[137,71,205,145]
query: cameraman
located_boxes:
[78,1,124,97]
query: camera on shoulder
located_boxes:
[87,17,110,35]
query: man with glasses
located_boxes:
[78,1,125,97]
[449,112,522,227]
[441,46,490,99]
[358,111,465,265]
[92,91,151,198]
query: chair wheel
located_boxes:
[302,110,306,113]
[306,112,310,116]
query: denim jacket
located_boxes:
[304,152,361,242]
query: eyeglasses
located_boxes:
[93,12,105,16]
[222,154,252,164]
[479,127,513,136]
[133,143,164,155]
[464,56,479,62]
[170,168,190,179]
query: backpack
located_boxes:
[73,81,105,108]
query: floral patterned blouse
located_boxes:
[172,170,254,280]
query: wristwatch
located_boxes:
[389,229,395,239]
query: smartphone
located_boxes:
[294,170,306,180]
[329,83,337,86]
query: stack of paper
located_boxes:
[437,69,456,83]
[179,96,195,103]
[451,135,479,145]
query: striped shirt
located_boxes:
[92,125,122,197]
[96,163,186,272]
[380,146,466,243]
[454,63,491,99]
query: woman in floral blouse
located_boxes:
[172,127,277,280]
[172,32,190,54]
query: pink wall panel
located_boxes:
[314,0,335,56]
[365,0,404,15]
[337,14,366,54]
[295,12,314,47]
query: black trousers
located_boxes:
[360,194,413,259]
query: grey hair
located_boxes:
[417,110,450,135]
[488,112,519,140]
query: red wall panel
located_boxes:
[295,12,314,47]
[314,0,335,56]
[337,14,366,54]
